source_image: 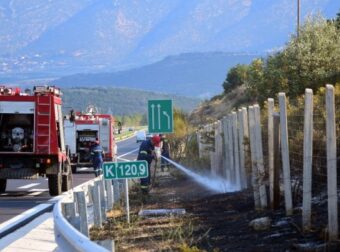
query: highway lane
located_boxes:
[0,135,140,225]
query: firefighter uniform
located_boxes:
[161,135,171,170]
[90,143,104,177]
[137,139,156,192]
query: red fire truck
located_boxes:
[0,86,72,196]
[64,106,117,173]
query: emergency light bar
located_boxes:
[33,86,62,96]
[0,87,20,96]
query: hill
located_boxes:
[0,0,337,76]
[54,52,257,98]
[61,87,200,116]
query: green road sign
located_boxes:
[148,99,173,133]
[103,161,149,179]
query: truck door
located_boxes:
[99,118,110,159]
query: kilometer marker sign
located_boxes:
[103,161,149,179]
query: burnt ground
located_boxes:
[90,169,340,252]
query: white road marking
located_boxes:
[18,183,40,189]
[28,189,48,192]
[27,191,44,196]
[77,167,90,171]
[117,157,130,162]
[117,148,139,158]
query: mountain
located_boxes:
[53,52,258,97]
[61,87,200,116]
[0,0,338,77]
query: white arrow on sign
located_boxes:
[163,111,170,129]
[157,104,161,129]
[151,104,155,129]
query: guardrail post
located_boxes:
[62,202,79,230]
[96,179,107,221]
[90,184,102,227]
[113,180,120,204]
[105,179,114,211]
[278,92,293,216]
[325,84,338,241]
[74,191,89,236]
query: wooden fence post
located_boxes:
[278,92,293,216]
[248,106,260,209]
[222,116,231,181]
[268,98,275,206]
[210,123,217,176]
[197,130,202,159]
[254,105,268,208]
[232,112,241,189]
[302,89,313,231]
[216,120,224,176]
[74,191,89,236]
[326,84,338,241]
[227,115,235,184]
[242,107,250,186]
[273,113,281,209]
[238,109,247,189]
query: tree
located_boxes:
[284,14,340,96]
[222,64,248,93]
[246,58,264,102]
[335,9,340,29]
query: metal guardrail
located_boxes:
[54,198,107,252]
[53,176,122,252]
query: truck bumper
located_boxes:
[0,168,39,179]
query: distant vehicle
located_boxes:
[128,127,134,131]
[146,132,153,140]
[136,130,146,143]
[0,85,72,196]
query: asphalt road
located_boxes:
[0,135,140,225]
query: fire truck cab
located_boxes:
[0,86,72,196]
[64,106,117,173]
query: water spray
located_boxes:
[161,156,238,194]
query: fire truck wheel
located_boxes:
[48,174,62,196]
[0,179,6,193]
[62,172,72,192]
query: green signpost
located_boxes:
[148,99,173,134]
[103,161,149,180]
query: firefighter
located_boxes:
[160,134,171,171]
[137,135,161,193]
[90,139,104,177]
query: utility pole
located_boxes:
[297,0,300,38]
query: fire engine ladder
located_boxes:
[36,95,51,154]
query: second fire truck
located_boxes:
[64,106,117,173]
